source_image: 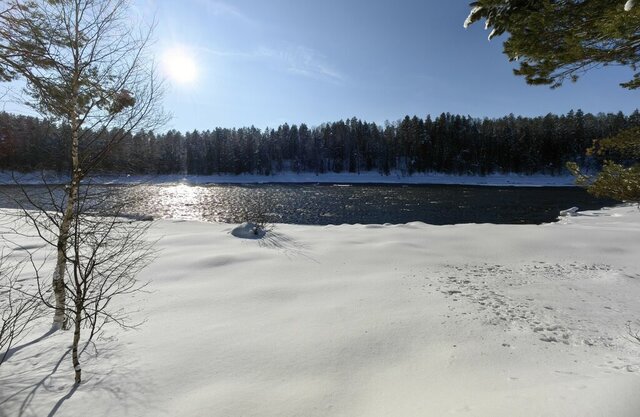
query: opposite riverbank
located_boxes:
[0,171,577,187]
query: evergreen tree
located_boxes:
[466,0,640,201]
[465,0,640,89]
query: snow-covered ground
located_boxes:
[2,205,640,417]
[0,170,577,187]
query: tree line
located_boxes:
[1,109,638,177]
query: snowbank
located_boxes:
[1,205,640,417]
[0,170,578,187]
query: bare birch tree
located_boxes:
[37,184,155,383]
[0,0,166,330]
[4,174,156,382]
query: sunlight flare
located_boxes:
[161,46,199,85]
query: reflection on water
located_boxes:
[0,183,615,225]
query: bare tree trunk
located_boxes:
[72,296,82,384]
[52,191,74,330]
[52,73,81,330]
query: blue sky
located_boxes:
[6,1,640,132]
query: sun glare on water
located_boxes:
[161,46,199,85]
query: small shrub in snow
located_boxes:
[231,222,266,239]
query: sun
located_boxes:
[161,46,199,85]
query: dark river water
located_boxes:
[0,183,615,225]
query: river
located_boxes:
[0,183,615,225]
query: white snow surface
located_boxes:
[0,170,578,187]
[2,205,640,416]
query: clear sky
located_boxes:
[6,1,640,132]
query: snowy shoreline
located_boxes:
[0,170,578,187]
[2,205,639,417]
